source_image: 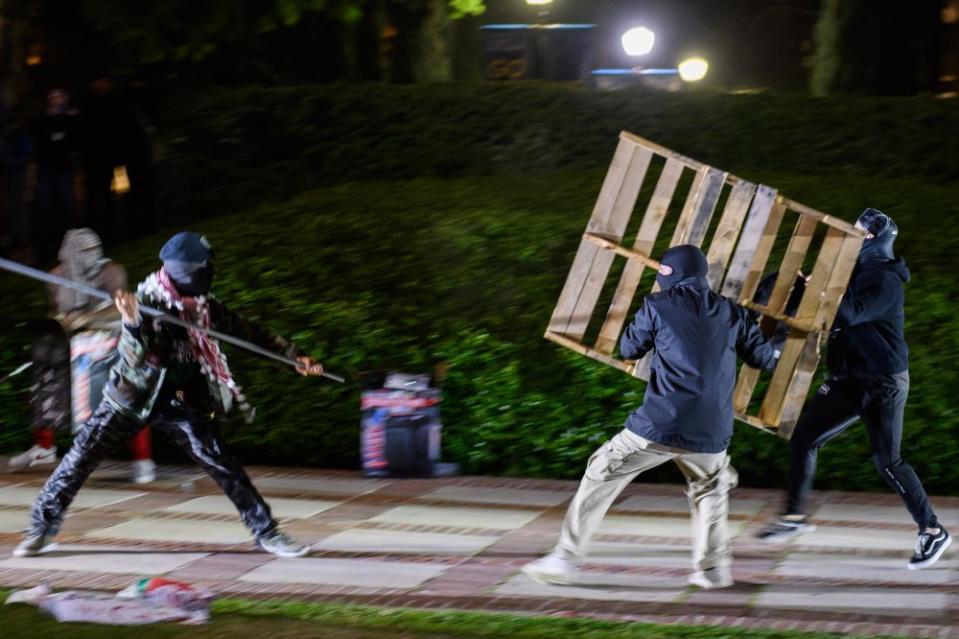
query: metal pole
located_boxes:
[0,257,345,384]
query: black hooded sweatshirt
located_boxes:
[826,257,910,378]
[619,245,779,454]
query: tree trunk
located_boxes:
[0,1,28,106]
[387,0,451,83]
[812,0,944,96]
[450,14,482,82]
[354,0,386,81]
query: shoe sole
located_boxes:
[521,564,577,586]
[258,543,311,558]
[756,524,817,545]
[12,542,58,558]
[688,578,734,590]
[8,457,56,473]
[908,534,952,570]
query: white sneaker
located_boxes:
[688,566,734,589]
[12,532,57,557]
[131,459,156,484]
[257,529,310,558]
[521,551,579,585]
[8,445,57,472]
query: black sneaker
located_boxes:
[908,527,951,570]
[756,517,816,544]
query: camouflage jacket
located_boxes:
[102,293,304,422]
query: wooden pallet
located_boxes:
[545,131,866,438]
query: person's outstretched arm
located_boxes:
[211,299,324,376]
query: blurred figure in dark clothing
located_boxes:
[79,79,118,238]
[1,103,34,255]
[123,80,158,239]
[32,88,79,262]
[80,78,157,240]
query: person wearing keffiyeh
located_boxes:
[7,228,155,484]
[14,232,326,559]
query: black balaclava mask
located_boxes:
[857,208,898,262]
[656,244,709,290]
[166,261,215,297]
[159,232,215,297]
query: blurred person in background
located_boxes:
[80,77,157,240]
[8,228,156,483]
[31,87,79,263]
[1,99,33,257]
[79,79,120,238]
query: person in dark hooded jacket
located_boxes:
[524,245,779,590]
[758,209,950,571]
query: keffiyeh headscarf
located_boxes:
[138,233,254,421]
[57,228,110,313]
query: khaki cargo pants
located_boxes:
[556,428,738,572]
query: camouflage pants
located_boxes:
[30,401,277,538]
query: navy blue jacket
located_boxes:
[826,257,910,378]
[620,278,779,453]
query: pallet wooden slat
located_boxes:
[582,232,662,269]
[545,330,635,375]
[736,199,786,414]
[547,141,653,340]
[594,157,684,354]
[732,210,814,416]
[781,197,865,236]
[634,165,727,380]
[723,195,786,300]
[672,166,727,247]
[756,216,832,426]
[739,301,817,333]
[720,184,778,302]
[706,180,757,291]
[765,230,864,434]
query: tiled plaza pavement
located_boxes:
[0,458,958,637]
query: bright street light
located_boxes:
[621,27,655,56]
[678,57,709,82]
[525,0,554,5]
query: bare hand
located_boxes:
[296,356,324,377]
[114,290,140,326]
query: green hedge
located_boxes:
[157,83,959,222]
[2,167,957,494]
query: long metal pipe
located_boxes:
[0,257,345,383]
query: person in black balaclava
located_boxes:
[14,232,327,560]
[524,245,780,590]
[757,209,950,570]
